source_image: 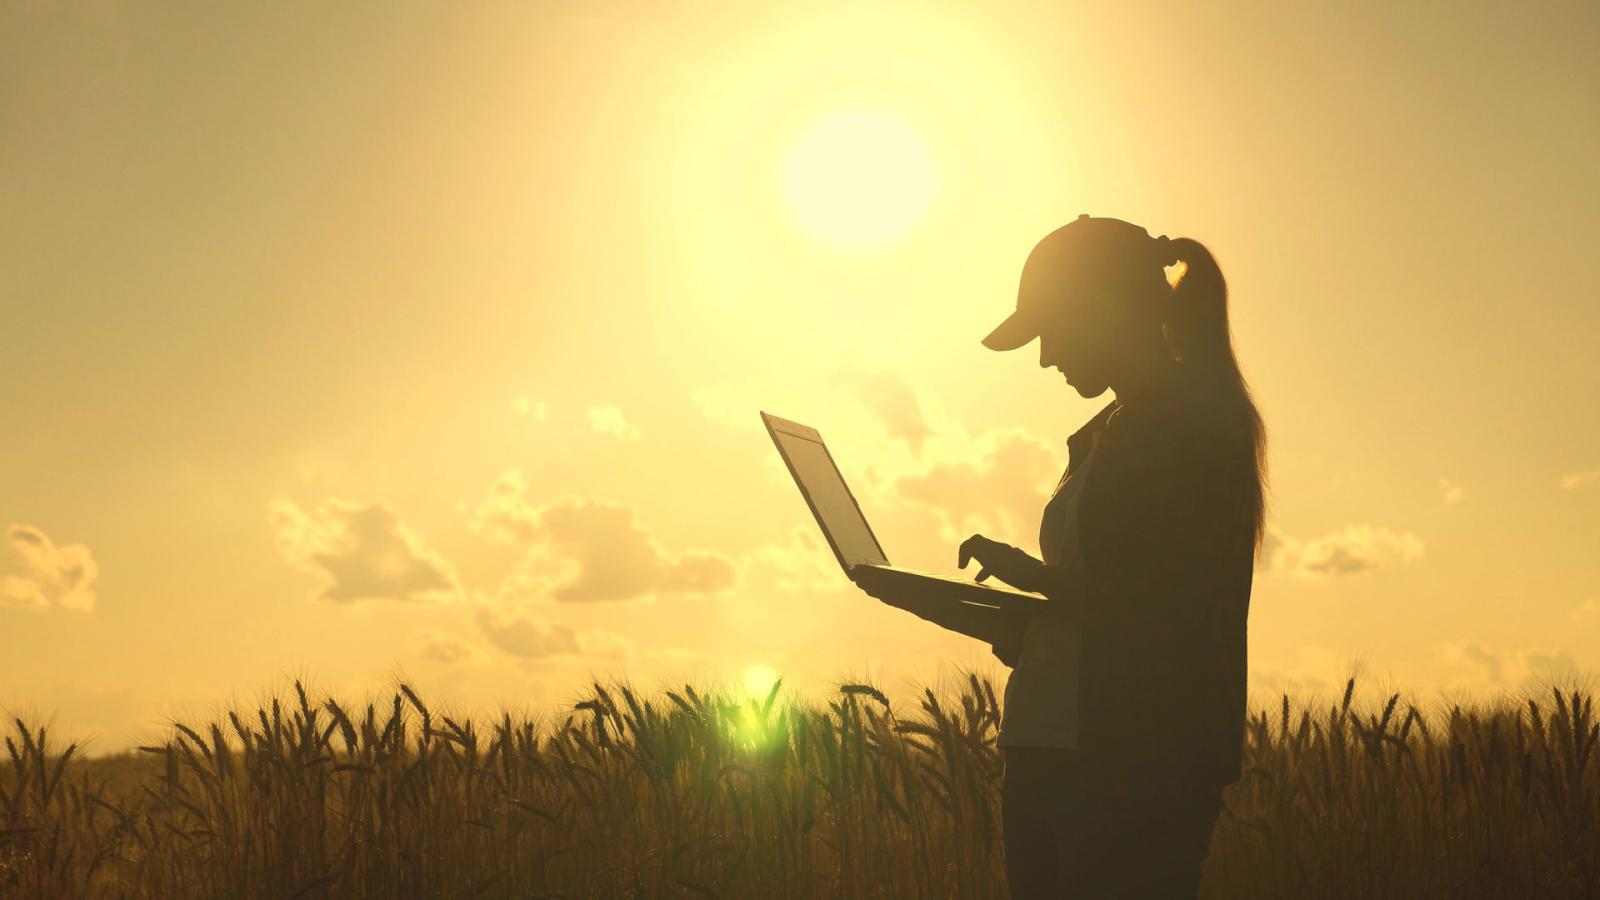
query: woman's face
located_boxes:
[1035,271,1171,399]
[1036,291,1123,399]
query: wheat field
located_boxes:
[2,671,1596,899]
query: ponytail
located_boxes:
[1162,237,1228,374]
[1151,234,1271,560]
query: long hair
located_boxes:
[1161,237,1270,560]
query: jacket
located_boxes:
[1053,357,1256,789]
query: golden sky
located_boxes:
[3,0,1597,752]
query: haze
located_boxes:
[2,0,1597,752]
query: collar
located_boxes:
[1067,398,1120,458]
[1065,358,1186,457]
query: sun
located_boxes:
[780,108,937,248]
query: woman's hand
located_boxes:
[958,534,1048,594]
[848,565,908,606]
[848,566,1009,642]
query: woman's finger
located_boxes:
[959,533,991,569]
[976,567,991,583]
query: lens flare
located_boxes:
[742,664,781,699]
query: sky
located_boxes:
[3,0,1597,754]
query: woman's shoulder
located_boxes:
[1103,371,1244,461]
[1102,363,1198,430]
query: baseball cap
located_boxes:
[981,214,1170,351]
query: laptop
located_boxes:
[760,411,1047,627]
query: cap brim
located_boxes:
[981,308,1039,351]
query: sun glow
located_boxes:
[664,3,1066,351]
[781,108,937,248]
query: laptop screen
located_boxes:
[767,422,889,570]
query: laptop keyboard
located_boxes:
[889,566,973,583]
[874,565,1045,599]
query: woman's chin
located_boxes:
[1070,380,1110,399]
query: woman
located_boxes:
[854,214,1267,899]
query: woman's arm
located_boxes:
[1033,563,1089,622]
[959,535,1089,624]
[986,568,1086,667]
[952,536,1092,667]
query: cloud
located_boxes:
[685,521,883,651]
[829,370,933,456]
[890,427,1063,543]
[473,606,581,659]
[575,629,635,661]
[468,469,738,603]
[736,524,841,595]
[1256,528,1283,568]
[513,397,550,421]
[466,468,543,545]
[691,363,957,495]
[417,631,478,664]
[586,404,641,441]
[267,497,461,603]
[1249,645,1357,696]
[1435,642,1582,690]
[521,499,734,602]
[692,382,768,432]
[1260,523,1424,578]
[471,605,632,662]
[1574,599,1599,627]
[1439,477,1464,503]
[645,646,707,664]
[1559,468,1600,490]
[0,524,98,612]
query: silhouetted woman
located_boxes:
[856,215,1267,899]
